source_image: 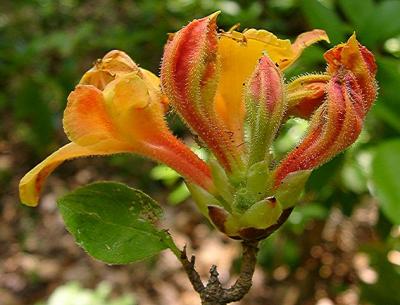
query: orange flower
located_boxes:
[19,51,213,206]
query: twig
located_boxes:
[179,241,259,305]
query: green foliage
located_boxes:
[371,140,400,225]
[301,0,349,43]
[360,246,400,305]
[35,281,135,305]
[58,182,173,264]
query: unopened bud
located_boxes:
[245,55,286,166]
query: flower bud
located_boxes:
[274,71,365,186]
[324,34,377,113]
[273,36,377,186]
[245,55,286,166]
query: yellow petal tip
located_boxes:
[208,11,221,21]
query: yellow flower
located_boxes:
[19,51,214,206]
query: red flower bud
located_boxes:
[324,34,377,113]
[245,55,286,165]
[273,36,377,186]
[274,70,366,186]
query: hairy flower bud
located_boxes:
[274,71,366,186]
[273,35,377,186]
[324,34,377,112]
[245,55,286,166]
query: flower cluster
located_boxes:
[19,13,377,240]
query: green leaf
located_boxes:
[58,182,171,264]
[371,140,400,225]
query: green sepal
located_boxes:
[232,187,257,213]
[275,170,311,208]
[208,157,234,204]
[246,160,270,199]
[186,182,221,218]
[239,197,283,229]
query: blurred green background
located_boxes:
[1,0,400,305]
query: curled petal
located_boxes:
[274,71,365,186]
[286,74,330,119]
[79,50,139,90]
[19,142,132,206]
[291,29,330,64]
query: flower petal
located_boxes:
[19,141,132,206]
[102,72,167,141]
[63,85,121,147]
[79,50,139,90]
[291,29,330,65]
[140,68,169,111]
